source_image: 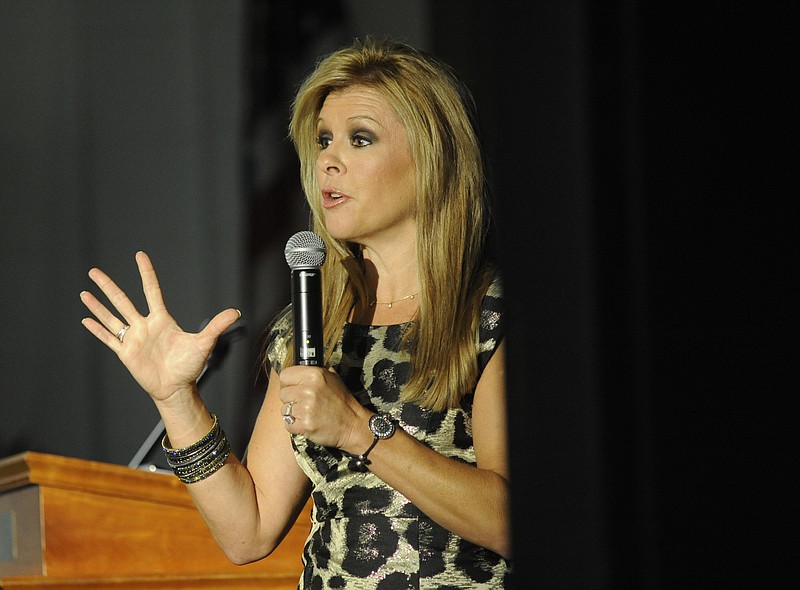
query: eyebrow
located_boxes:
[316,114,385,130]
[347,115,382,125]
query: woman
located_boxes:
[81,38,510,588]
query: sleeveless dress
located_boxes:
[266,279,509,589]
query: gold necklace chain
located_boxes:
[369,292,419,309]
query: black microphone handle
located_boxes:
[291,267,323,366]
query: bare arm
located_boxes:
[176,374,311,564]
[80,252,310,564]
[357,341,510,558]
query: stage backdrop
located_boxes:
[0,0,250,465]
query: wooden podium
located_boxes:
[0,452,310,589]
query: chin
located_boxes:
[323,222,357,244]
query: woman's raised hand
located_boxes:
[80,251,241,405]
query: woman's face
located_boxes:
[315,85,417,249]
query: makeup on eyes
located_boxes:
[316,128,377,149]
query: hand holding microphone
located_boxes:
[282,231,368,446]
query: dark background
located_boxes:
[1,1,796,587]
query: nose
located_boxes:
[317,144,345,176]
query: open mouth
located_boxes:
[322,189,348,209]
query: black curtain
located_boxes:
[434,1,797,587]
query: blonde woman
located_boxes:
[81,39,510,588]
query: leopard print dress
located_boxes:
[266,279,509,589]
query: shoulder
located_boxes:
[477,271,504,372]
[482,273,503,317]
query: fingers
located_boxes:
[199,308,242,341]
[79,289,128,335]
[278,367,310,432]
[80,315,123,351]
[277,368,360,449]
[81,252,240,369]
[81,252,156,351]
[279,364,324,389]
[86,266,142,326]
[135,251,168,313]
[278,367,329,427]
[281,400,299,429]
[81,252,163,344]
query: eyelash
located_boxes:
[316,133,372,149]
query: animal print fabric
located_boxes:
[266,279,509,589]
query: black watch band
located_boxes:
[349,414,395,471]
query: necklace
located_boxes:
[369,292,419,309]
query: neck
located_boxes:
[360,241,418,303]
[350,240,419,325]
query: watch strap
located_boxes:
[348,414,395,472]
[349,437,379,471]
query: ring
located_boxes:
[116,325,130,342]
[282,401,296,425]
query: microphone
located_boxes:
[284,231,326,366]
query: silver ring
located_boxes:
[282,401,296,425]
[116,325,130,342]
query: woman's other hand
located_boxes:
[278,365,371,453]
[80,251,241,406]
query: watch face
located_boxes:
[369,414,396,439]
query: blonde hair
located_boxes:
[281,38,493,411]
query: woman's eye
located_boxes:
[316,133,372,149]
[351,134,372,147]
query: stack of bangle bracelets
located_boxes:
[162,413,231,484]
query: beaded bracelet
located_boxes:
[163,415,221,467]
[162,414,231,484]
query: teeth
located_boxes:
[331,193,342,199]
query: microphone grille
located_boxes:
[284,231,326,269]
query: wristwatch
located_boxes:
[349,413,396,471]
[369,413,396,440]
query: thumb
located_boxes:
[200,308,243,341]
